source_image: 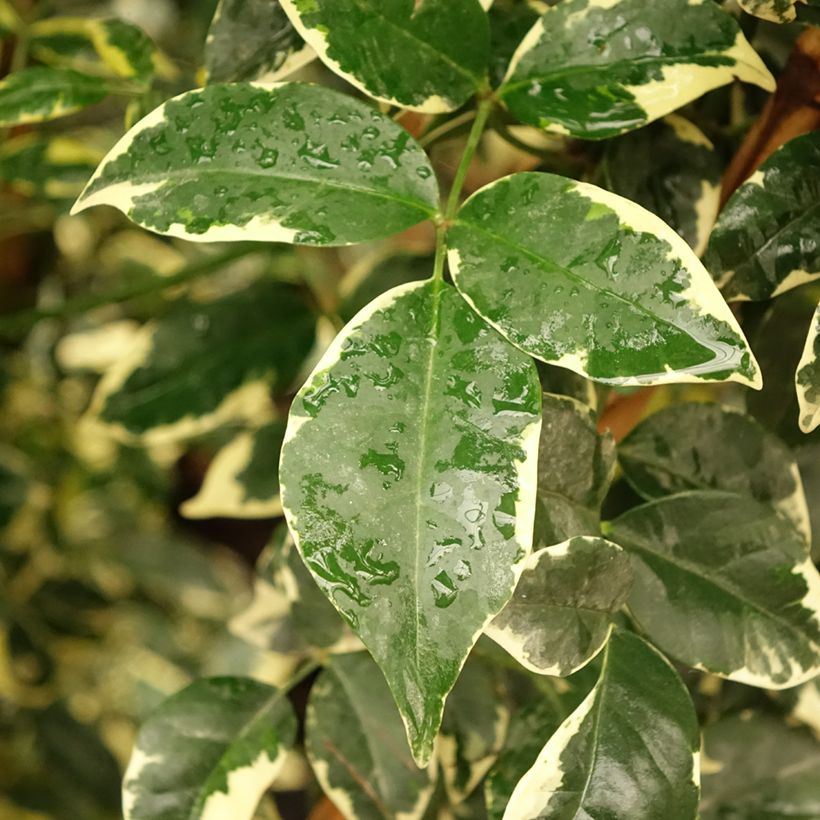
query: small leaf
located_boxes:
[181,421,286,519]
[609,492,820,688]
[123,676,297,820]
[0,67,108,127]
[89,278,315,444]
[797,303,820,433]
[498,0,774,139]
[619,402,811,543]
[306,653,437,820]
[533,392,615,547]
[487,536,633,676]
[279,0,490,112]
[72,82,439,245]
[706,131,820,301]
[700,713,820,819]
[504,629,700,820]
[205,0,314,84]
[604,114,722,256]
[738,0,805,22]
[280,279,542,765]
[449,172,761,387]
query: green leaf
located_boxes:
[504,629,700,819]
[279,0,491,112]
[0,67,109,127]
[797,303,820,433]
[0,134,106,202]
[181,421,286,519]
[609,492,820,688]
[498,0,774,139]
[487,1,539,88]
[89,279,315,444]
[280,279,542,765]
[306,653,437,820]
[603,114,722,256]
[700,713,820,819]
[204,0,314,84]
[533,393,615,547]
[706,132,820,302]
[738,0,806,22]
[0,449,28,531]
[72,83,439,245]
[29,16,163,85]
[439,655,508,804]
[0,0,21,36]
[618,402,811,543]
[487,536,633,676]
[123,676,297,820]
[448,172,761,388]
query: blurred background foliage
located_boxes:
[0,1,819,818]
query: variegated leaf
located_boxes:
[504,629,700,820]
[609,492,820,689]
[797,303,820,433]
[738,0,807,22]
[280,279,542,765]
[706,131,820,302]
[279,0,491,113]
[487,537,633,676]
[72,83,439,245]
[499,0,774,139]
[123,677,297,820]
[448,172,762,388]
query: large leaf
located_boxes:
[0,67,108,127]
[498,0,774,139]
[700,713,820,819]
[797,303,820,433]
[487,536,633,676]
[181,421,286,519]
[72,83,439,245]
[738,0,807,22]
[532,392,615,547]
[609,492,820,688]
[89,278,315,444]
[123,676,297,820]
[504,629,700,820]
[603,115,722,256]
[706,132,820,301]
[448,172,761,387]
[204,0,314,84]
[307,653,437,820]
[279,0,490,113]
[280,279,542,765]
[618,402,811,543]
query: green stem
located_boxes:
[0,245,263,336]
[432,96,494,281]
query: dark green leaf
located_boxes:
[449,172,761,387]
[797,303,820,433]
[280,0,491,112]
[0,449,27,531]
[280,279,542,765]
[73,83,439,245]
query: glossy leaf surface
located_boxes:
[280,279,542,765]
[604,115,721,256]
[306,653,437,820]
[499,0,774,139]
[706,131,820,301]
[504,629,700,820]
[279,0,490,112]
[533,393,615,547]
[0,66,108,127]
[90,279,315,443]
[182,421,286,519]
[123,677,296,820]
[487,537,633,676]
[449,172,761,387]
[205,0,313,84]
[73,83,439,245]
[619,402,811,542]
[796,303,820,433]
[609,492,820,688]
